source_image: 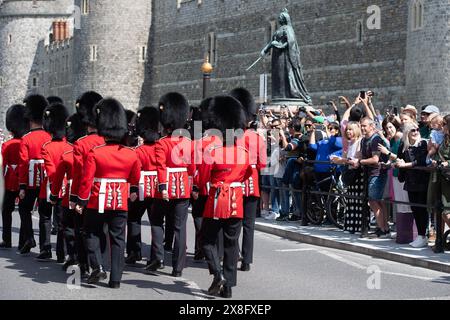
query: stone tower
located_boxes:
[0,0,72,128]
[73,0,152,111]
[405,0,450,112]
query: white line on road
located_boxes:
[275,249,316,252]
[317,250,438,282]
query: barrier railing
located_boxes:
[260,159,450,254]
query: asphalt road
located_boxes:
[0,209,449,300]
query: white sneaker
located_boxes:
[410,236,428,248]
[264,211,279,220]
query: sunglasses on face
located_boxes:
[410,128,419,133]
[305,124,312,127]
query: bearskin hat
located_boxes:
[76,91,103,127]
[136,106,160,143]
[207,95,246,138]
[23,94,48,124]
[5,104,30,138]
[43,103,69,140]
[65,113,87,144]
[95,98,128,141]
[158,92,189,132]
[123,109,139,147]
[47,96,64,106]
[229,87,257,124]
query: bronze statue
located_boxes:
[260,8,312,105]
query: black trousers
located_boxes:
[18,188,39,248]
[74,210,88,266]
[202,218,242,287]
[38,199,65,258]
[408,191,429,237]
[2,190,19,245]
[164,209,175,250]
[150,199,189,272]
[62,207,76,258]
[191,195,208,256]
[126,198,152,256]
[241,196,258,264]
[84,209,127,282]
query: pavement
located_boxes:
[255,218,450,274]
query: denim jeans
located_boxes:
[270,177,290,216]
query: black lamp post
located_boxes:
[201,55,213,99]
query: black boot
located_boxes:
[220,286,232,298]
[87,266,107,284]
[36,250,52,261]
[62,256,77,271]
[0,241,12,249]
[240,262,250,271]
[108,281,120,289]
[207,273,226,295]
[145,260,164,272]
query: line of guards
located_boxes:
[1,88,267,298]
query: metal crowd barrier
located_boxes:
[260,159,450,254]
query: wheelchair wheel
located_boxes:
[444,230,450,251]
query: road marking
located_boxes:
[317,250,440,282]
[275,248,315,252]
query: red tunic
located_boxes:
[236,129,267,197]
[18,128,52,190]
[70,133,105,202]
[77,143,141,212]
[155,135,196,200]
[193,134,222,196]
[40,139,72,201]
[2,138,22,191]
[135,143,158,200]
[197,144,252,220]
[50,150,73,208]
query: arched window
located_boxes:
[411,0,424,31]
[82,0,89,15]
[356,20,363,44]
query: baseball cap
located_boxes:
[421,105,440,114]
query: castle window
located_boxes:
[32,0,37,8]
[82,0,89,15]
[89,45,97,62]
[139,46,148,62]
[207,32,217,66]
[356,20,364,44]
[8,34,12,45]
[411,0,424,31]
[0,77,4,88]
[177,0,202,10]
[32,77,38,87]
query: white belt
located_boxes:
[139,171,157,201]
[167,167,187,174]
[29,159,44,186]
[94,178,127,213]
[251,165,257,169]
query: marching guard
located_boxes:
[230,88,267,272]
[75,98,141,288]
[37,102,71,262]
[50,113,87,271]
[147,92,195,277]
[125,106,160,265]
[1,104,30,249]
[197,95,253,298]
[18,95,52,254]
[70,91,104,275]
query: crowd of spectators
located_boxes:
[256,91,450,249]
